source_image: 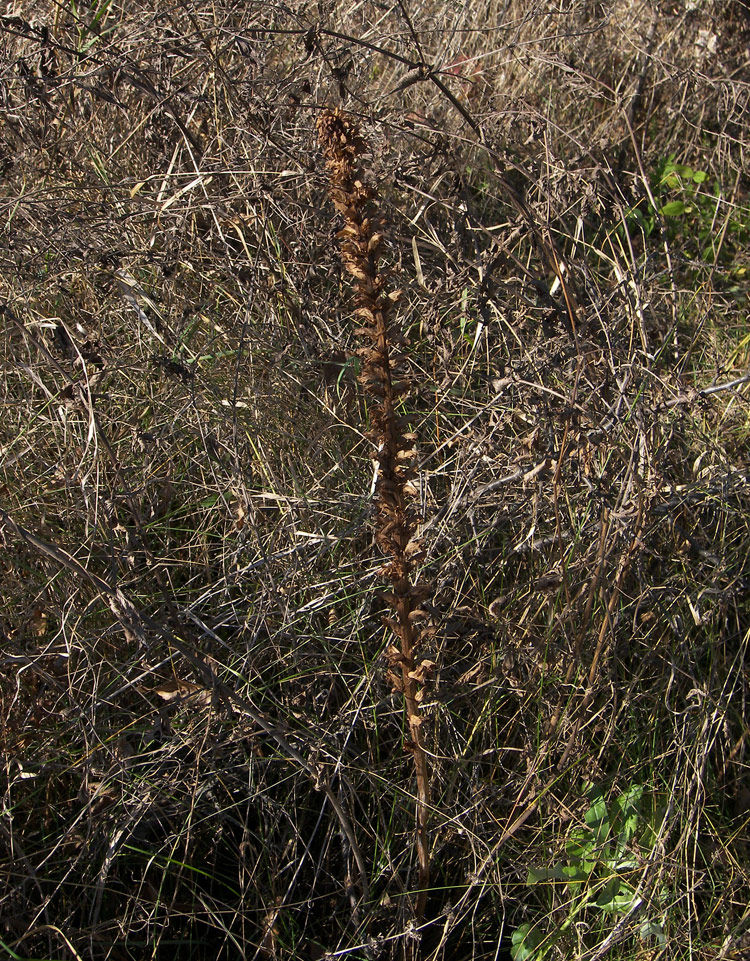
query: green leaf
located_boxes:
[566,834,596,868]
[597,887,639,914]
[639,920,667,945]
[661,161,693,183]
[566,834,589,856]
[692,170,708,183]
[624,205,655,238]
[660,201,687,217]
[612,784,643,848]
[584,792,610,845]
[584,792,608,828]
[594,876,639,914]
[616,783,644,811]
[527,865,566,884]
[561,864,589,883]
[511,923,546,961]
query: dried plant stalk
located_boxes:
[317,108,432,919]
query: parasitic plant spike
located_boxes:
[317,108,432,922]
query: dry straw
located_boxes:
[317,108,433,919]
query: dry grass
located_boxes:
[1,2,749,960]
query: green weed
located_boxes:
[511,784,668,961]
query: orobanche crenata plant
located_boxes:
[317,108,434,920]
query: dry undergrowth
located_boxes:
[1,2,749,960]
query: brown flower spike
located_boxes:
[317,109,432,919]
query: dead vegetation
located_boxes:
[1,2,749,960]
